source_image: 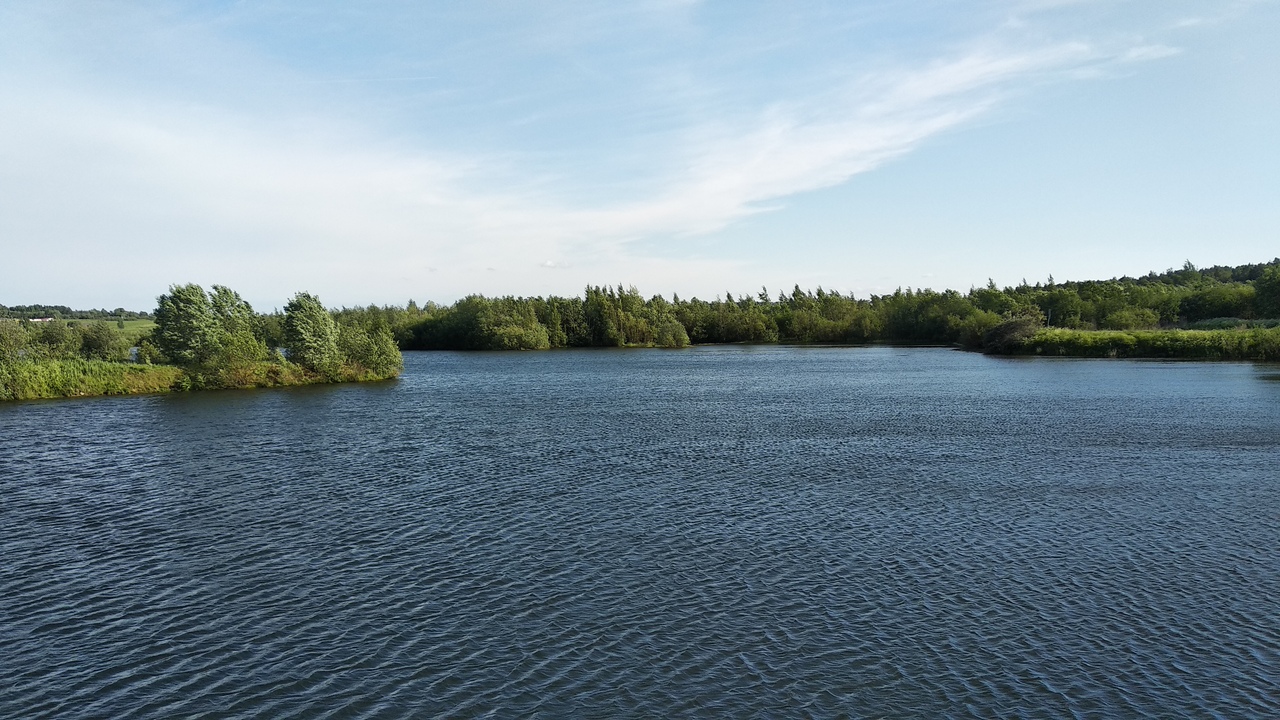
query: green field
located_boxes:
[66,319,156,344]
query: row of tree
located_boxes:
[1,285,403,389]
[147,284,402,385]
[0,319,133,363]
[6,258,1278,364]
[0,304,150,321]
[325,258,1280,351]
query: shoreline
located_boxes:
[7,327,1277,403]
[0,359,399,403]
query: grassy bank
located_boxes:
[1010,327,1280,360]
[0,359,398,402]
[0,360,183,401]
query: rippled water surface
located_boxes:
[3,347,1279,718]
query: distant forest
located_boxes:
[321,258,1280,353]
[0,304,151,321]
[5,258,1279,358]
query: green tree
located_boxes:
[33,321,82,360]
[1255,266,1280,318]
[79,321,129,361]
[284,292,341,375]
[0,321,29,364]
[654,317,690,348]
[154,284,222,366]
[338,322,403,377]
[210,285,258,336]
[208,285,268,366]
[1100,307,1160,330]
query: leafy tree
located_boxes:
[1256,266,1280,318]
[1038,288,1084,328]
[654,318,690,348]
[33,321,82,360]
[338,322,403,377]
[79,321,129,361]
[154,284,222,366]
[284,292,341,375]
[583,286,625,346]
[1180,284,1255,321]
[208,285,268,366]
[0,322,29,364]
[210,285,258,336]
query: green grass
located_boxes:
[1013,327,1280,360]
[0,359,182,401]
[66,319,157,344]
[1,357,400,402]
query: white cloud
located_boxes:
[1122,44,1182,62]
[0,2,1207,307]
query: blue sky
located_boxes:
[1,1,1277,310]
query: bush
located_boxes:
[79,321,130,361]
[338,323,403,378]
[654,318,690,348]
[32,321,82,360]
[981,316,1042,354]
[1100,308,1160,330]
[0,321,29,363]
[954,310,1001,349]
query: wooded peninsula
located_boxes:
[0,285,402,401]
[3,258,1278,401]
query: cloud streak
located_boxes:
[0,2,1205,307]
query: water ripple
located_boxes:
[2,348,1278,718]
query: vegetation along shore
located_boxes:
[340,257,1280,358]
[3,258,1278,401]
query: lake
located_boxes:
[2,347,1278,718]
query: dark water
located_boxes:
[2,347,1278,719]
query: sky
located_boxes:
[1,0,1278,311]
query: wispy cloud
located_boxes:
[500,39,1126,249]
[0,1,1215,306]
[1122,44,1182,62]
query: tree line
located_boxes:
[327,258,1280,353]
[4,257,1279,390]
[0,304,151,321]
[141,284,402,388]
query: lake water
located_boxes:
[2,347,1278,718]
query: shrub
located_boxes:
[654,318,690,348]
[0,321,29,363]
[1100,308,1160,330]
[981,316,1042,354]
[338,323,403,378]
[79,321,130,361]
